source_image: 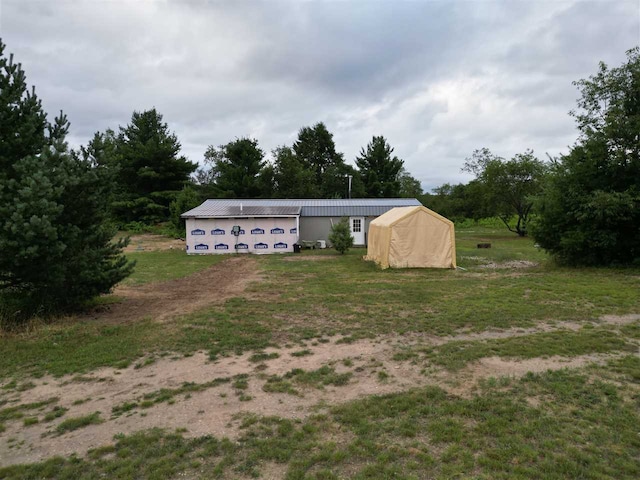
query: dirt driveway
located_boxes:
[86,255,262,324]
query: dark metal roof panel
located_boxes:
[182,205,301,218]
[182,199,421,218]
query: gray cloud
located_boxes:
[1,0,638,192]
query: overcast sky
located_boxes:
[1,0,638,191]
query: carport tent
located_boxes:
[365,206,456,269]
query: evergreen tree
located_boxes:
[0,39,133,322]
[355,136,404,197]
[293,123,349,197]
[328,218,354,254]
[204,138,267,198]
[0,41,47,177]
[112,109,196,223]
[272,146,318,198]
[322,163,366,199]
[533,48,640,265]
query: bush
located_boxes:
[329,218,354,254]
[169,186,202,237]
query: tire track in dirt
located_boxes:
[85,256,262,324]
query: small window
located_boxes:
[352,218,362,233]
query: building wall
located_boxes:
[299,216,376,246]
[186,217,297,254]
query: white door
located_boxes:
[350,217,365,245]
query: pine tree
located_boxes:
[355,136,404,198]
[111,109,197,223]
[328,218,354,254]
[0,40,133,323]
[203,138,267,198]
[0,41,47,177]
[293,123,350,197]
[272,146,318,198]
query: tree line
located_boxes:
[84,114,424,233]
[424,47,639,268]
[1,37,638,325]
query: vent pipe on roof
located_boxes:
[240,203,243,213]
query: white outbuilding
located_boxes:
[181,199,422,254]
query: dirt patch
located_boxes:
[0,333,625,467]
[390,320,590,347]
[0,340,410,466]
[84,256,262,324]
[478,260,539,269]
[123,234,185,252]
[599,313,640,325]
[281,255,340,262]
[431,353,625,398]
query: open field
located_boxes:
[1,227,639,479]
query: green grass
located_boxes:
[264,366,353,396]
[0,398,58,424]
[290,349,313,357]
[285,366,352,387]
[123,249,227,286]
[3,361,639,479]
[421,326,636,370]
[1,227,639,380]
[2,226,635,477]
[55,412,103,435]
[112,377,234,416]
[262,366,352,396]
[0,319,162,378]
[248,351,280,363]
[43,406,68,422]
[22,416,38,426]
[263,376,299,395]
[232,374,249,391]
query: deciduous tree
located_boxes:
[533,48,640,265]
[169,185,202,236]
[397,167,423,198]
[463,148,547,236]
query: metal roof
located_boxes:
[182,205,301,218]
[182,199,422,218]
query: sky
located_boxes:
[1,0,639,192]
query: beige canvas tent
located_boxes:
[365,206,456,269]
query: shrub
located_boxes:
[329,218,354,254]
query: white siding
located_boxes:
[185,217,298,254]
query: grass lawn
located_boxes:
[1,226,638,378]
[123,249,227,286]
[1,225,639,478]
